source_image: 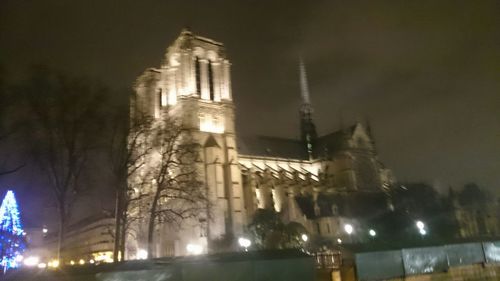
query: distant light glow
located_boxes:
[78,259,85,265]
[23,256,39,267]
[301,234,308,242]
[42,228,48,234]
[238,237,251,250]
[137,249,148,260]
[344,224,353,235]
[48,260,59,268]
[186,244,203,255]
[419,228,427,235]
[37,263,46,269]
[416,221,425,229]
[369,229,376,237]
[337,238,342,244]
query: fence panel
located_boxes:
[355,250,404,281]
[402,246,448,275]
[483,241,500,264]
[445,243,485,266]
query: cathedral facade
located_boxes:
[128,29,394,258]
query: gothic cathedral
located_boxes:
[128,29,394,258]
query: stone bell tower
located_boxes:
[133,29,245,256]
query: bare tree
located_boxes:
[0,66,24,177]
[107,103,153,262]
[138,116,208,258]
[20,66,106,260]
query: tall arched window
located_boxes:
[208,60,214,101]
[195,57,201,96]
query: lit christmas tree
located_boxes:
[0,190,26,272]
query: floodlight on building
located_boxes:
[37,263,47,269]
[137,249,148,260]
[186,243,203,255]
[79,259,85,265]
[23,256,39,267]
[416,221,425,230]
[369,229,377,237]
[344,224,353,235]
[301,234,308,242]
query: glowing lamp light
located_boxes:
[48,260,59,268]
[238,237,251,251]
[23,256,39,267]
[344,224,353,235]
[369,229,377,237]
[37,263,46,269]
[42,228,48,234]
[89,259,95,264]
[78,259,85,265]
[301,234,309,242]
[419,228,427,235]
[337,238,342,244]
[186,244,203,255]
[70,260,75,265]
[137,249,148,260]
[416,221,425,230]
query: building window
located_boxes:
[327,223,331,234]
[208,60,214,101]
[316,222,321,235]
[195,57,201,96]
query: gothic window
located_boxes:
[158,88,162,109]
[195,57,201,96]
[208,60,215,101]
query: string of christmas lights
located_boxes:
[0,190,26,272]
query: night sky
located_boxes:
[0,1,499,226]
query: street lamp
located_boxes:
[416,221,425,230]
[344,224,353,235]
[301,234,308,242]
[238,237,251,251]
[419,228,427,236]
[368,229,376,237]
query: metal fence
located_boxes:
[355,241,500,281]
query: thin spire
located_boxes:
[299,56,311,105]
[298,57,317,160]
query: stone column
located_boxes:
[222,60,232,101]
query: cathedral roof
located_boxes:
[313,124,365,157]
[237,135,309,160]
